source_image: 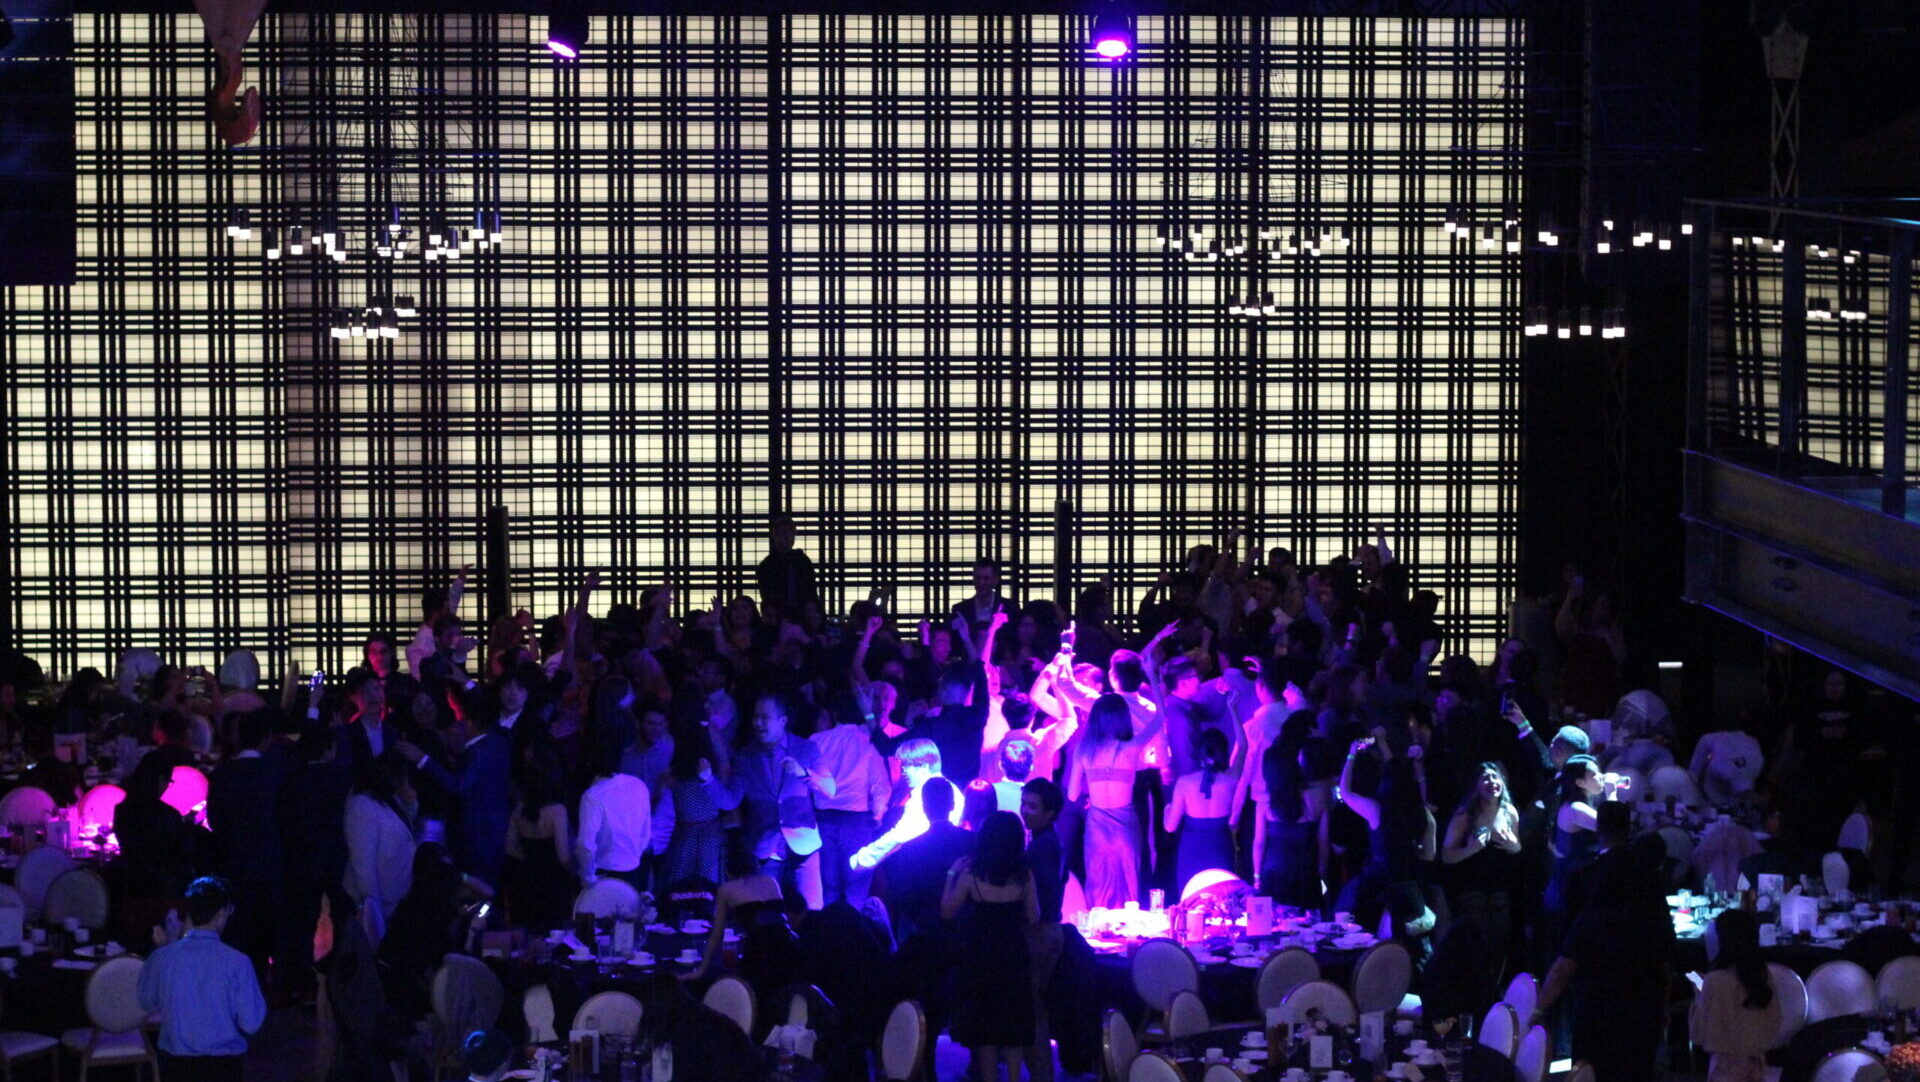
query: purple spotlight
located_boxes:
[547,39,578,59]
[1089,13,1134,61]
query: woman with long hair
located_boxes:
[1442,761,1522,982]
[1066,693,1143,907]
[659,724,742,886]
[1260,709,1328,908]
[1165,727,1238,897]
[502,747,573,931]
[1545,755,1618,915]
[941,811,1039,1082]
[1689,909,1780,1082]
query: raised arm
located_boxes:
[1337,738,1381,831]
[979,611,1009,702]
[851,614,883,689]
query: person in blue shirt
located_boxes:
[137,876,268,1082]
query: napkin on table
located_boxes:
[763,1023,817,1059]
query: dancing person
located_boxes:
[729,695,836,909]
[942,811,1039,1082]
[1164,727,1238,898]
[1067,694,1144,908]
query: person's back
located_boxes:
[137,877,268,1075]
[1691,969,1779,1060]
[889,820,972,941]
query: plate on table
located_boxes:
[1333,934,1377,950]
[646,923,676,935]
[722,929,740,944]
[1229,956,1265,969]
[1240,1049,1267,1061]
[680,920,711,935]
[71,944,123,960]
[628,953,654,967]
[569,951,595,963]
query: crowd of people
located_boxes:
[0,516,1912,1082]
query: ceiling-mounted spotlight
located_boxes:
[1089,12,1134,61]
[548,8,591,59]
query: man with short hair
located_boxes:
[399,704,511,886]
[137,877,268,1082]
[461,1029,516,1082]
[205,709,291,990]
[1021,778,1068,1082]
[574,732,653,890]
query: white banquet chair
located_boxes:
[1279,980,1357,1026]
[76,783,127,836]
[1130,939,1199,1042]
[1167,990,1210,1039]
[522,984,559,1043]
[1102,1009,1138,1082]
[44,867,110,930]
[1877,956,1920,1011]
[1350,941,1413,1016]
[1769,963,1810,1049]
[880,1000,926,1082]
[0,786,53,830]
[1127,1050,1187,1082]
[430,955,503,1077]
[571,991,642,1040]
[0,986,59,1082]
[1478,1001,1519,1058]
[1657,826,1695,873]
[1824,852,1854,898]
[1648,765,1704,806]
[1810,1048,1888,1082]
[161,766,208,819]
[702,976,756,1036]
[1807,960,1877,1024]
[1514,1024,1549,1082]
[1255,948,1320,1015]
[572,878,643,921]
[1502,972,1538,1027]
[15,846,74,922]
[61,954,160,1081]
[1202,1065,1251,1082]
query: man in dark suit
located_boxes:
[879,777,973,944]
[206,708,293,988]
[275,724,351,1003]
[399,707,511,887]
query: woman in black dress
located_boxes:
[941,811,1038,1082]
[1441,761,1522,987]
[1260,709,1327,910]
[502,749,574,931]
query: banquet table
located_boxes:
[1161,1023,1518,1082]
[1778,1014,1898,1082]
[1669,894,1920,977]
[1091,940,1371,1027]
[484,920,743,1040]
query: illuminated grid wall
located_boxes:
[3,12,1521,677]
[1708,233,1920,482]
[781,16,1522,656]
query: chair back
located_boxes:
[1502,972,1538,1025]
[1514,1023,1550,1082]
[1878,956,1920,1011]
[1130,938,1200,1013]
[1102,1009,1138,1082]
[161,766,209,817]
[0,884,22,911]
[1256,948,1320,1012]
[572,878,643,920]
[1807,960,1877,1023]
[0,786,53,828]
[1351,941,1413,1015]
[430,954,504,1041]
[1167,990,1209,1039]
[1648,765,1704,805]
[1202,1066,1251,1082]
[572,991,643,1039]
[1824,852,1854,899]
[1478,1001,1519,1058]
[523,984,559,1043]
[1566,1065,1596,1082]
[76,784,127,833]
[704,975,757,1036]
[1810,1048,1888,1082]
[1769,963,1810,1049]
[1127,1050,1188,1082]
[880,999,926,1082]
[16,846,74,920]
[1279,980,1358,1026]
[84,956,149,1033]
[1656,826,1695,868]
[44,868,110,929]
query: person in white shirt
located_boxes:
[574,734,652,890]
[810,694,892,906]
[343,756,416,943]
[405,565,471,676]
[852,738,960,870]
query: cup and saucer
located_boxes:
[1240,1032,1267,1049]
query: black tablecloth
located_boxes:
[1163,1023,1517,1082]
